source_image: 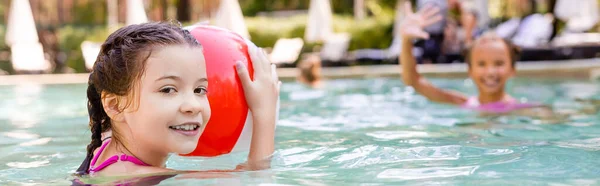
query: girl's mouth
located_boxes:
[169,122,201,136]
[482,77,500,88]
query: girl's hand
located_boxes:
[399,1,443,40]
[235,41,281,121]
[235,40,280,169]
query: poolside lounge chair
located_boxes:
[552,33,600,47]
[351,35,402,63]
[494,13,554,47]
[511,14,554,48]
[319,33,352,66]
[490,1,599,61]
[269,38,304,67]
[494,18,521,39]
[554,0,599,33]
[550,0,600,47]
[549,33,600,60]
[493,14,558,61]
[81,41,102,71]
[545,0,600,60]
[517,1,600,61]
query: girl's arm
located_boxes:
[235,41,281,170]
[399,1,467,105]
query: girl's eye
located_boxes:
[195,87,208,95]
[477,61,485,67]
[160,87,177,94]
[495,61,505,66]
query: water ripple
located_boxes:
[554,137,600,151]
[366,131,432,140]
[6,160,50,169]
[19,137,52,147]
[332,145,462,168]
[2,131,39,139]
[377,166,479,180]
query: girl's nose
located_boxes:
[179,93,206,115]
[486,66,498,75]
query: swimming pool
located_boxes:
[1,77,600,185]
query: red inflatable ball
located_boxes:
[183,25,255,157]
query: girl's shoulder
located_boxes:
[93,163,174,177]
[130,165,175,175]
[74,168,179,186]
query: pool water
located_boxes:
[1,77,600,185]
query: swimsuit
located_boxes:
[88,139,149,174]
[462,96,540,113]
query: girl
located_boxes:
[75,22,280,177]
[399,2,534,112]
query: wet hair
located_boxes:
[464,32,521,68]
[80,22,200,174]
[298,54,322,83]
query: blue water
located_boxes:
[1,77,600,185]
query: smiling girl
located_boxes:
[75,22,279,177]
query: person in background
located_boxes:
[400,1,526,110]
[297,54,323,88]
[413,0,478,64]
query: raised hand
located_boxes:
[398,1,444,40]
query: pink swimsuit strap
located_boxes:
[89,139,149,173]
[462,96,540,113]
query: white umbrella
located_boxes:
[5,0,49,73]
[213,0,250,39]
[126,0,148,25]
[5,0,39,46]
[305,0,333,42]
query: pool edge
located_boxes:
[0,58,599,85]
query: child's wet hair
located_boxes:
[463,32,521,68]
[84,22,200,167]
[298,54,322,83]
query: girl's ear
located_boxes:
[101,92,125,123]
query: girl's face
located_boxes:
[121,45,211,155]
[468,40,515,95]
